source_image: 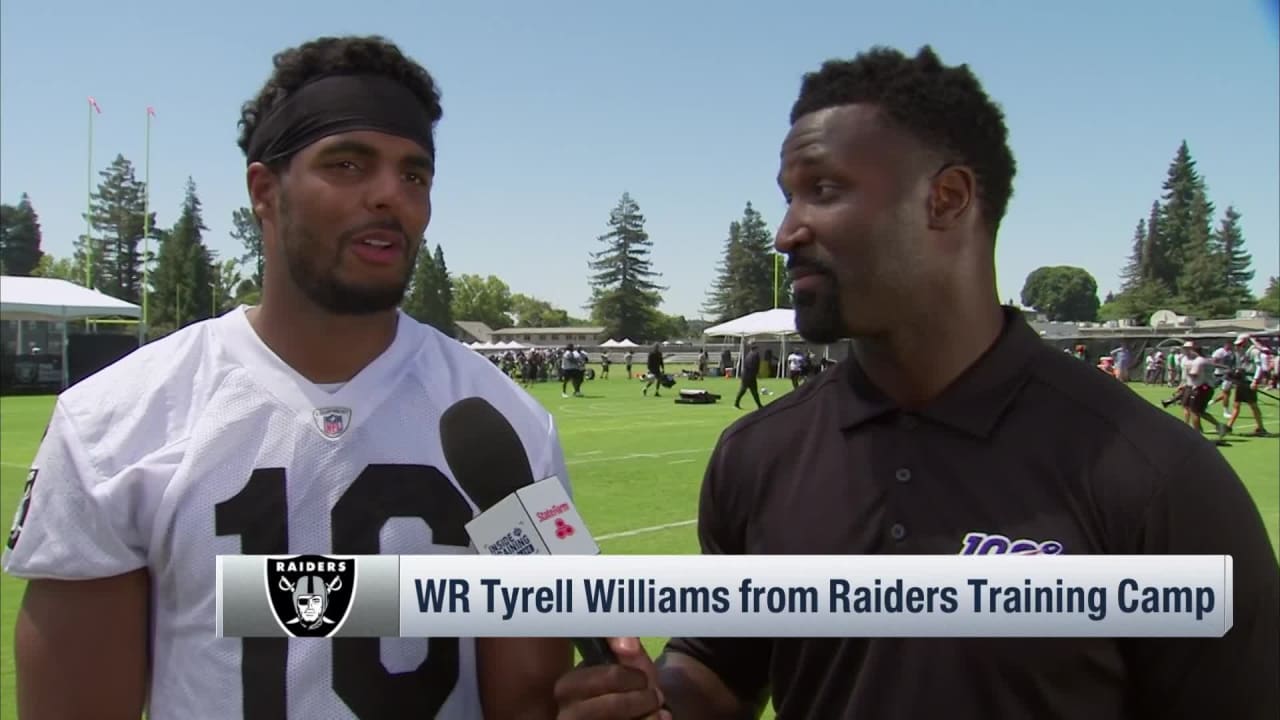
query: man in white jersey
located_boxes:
[1209,339,1235,417]
[1179,341,1229,445]
[4,36,570,719]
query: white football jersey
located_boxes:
[2,306,572,720]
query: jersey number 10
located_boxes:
[216,464,474,719]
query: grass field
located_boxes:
[0,370,1276,719]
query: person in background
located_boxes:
[734,343,763,409]
[551,44,1277,720]
[1226,333,1269,436]
[600,351,611,379]
[1209,339,1235,420]
[1180,341,1230,444]
[1110,344,1130,382]
[642,343,665,397]
[560,343,587,398]
[787,348,806,389]
[624,350,634,379]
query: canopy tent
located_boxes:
[1,276,143,389]
[702,308,802,378]
[702,308,797,338]
[467,340,530,352]
[1,276,142,321]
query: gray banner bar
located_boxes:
[218,555,401,637]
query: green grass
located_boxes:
[0,373,1276,719]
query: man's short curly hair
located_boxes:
[236,35,442,168]
[790,45,1016,236]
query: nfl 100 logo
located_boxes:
[313,407,352,439]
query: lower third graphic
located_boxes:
[265,554,358,637]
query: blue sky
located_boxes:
[2,0,1277,320]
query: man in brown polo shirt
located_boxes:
[552,45,1279,720]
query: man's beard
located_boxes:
[280,201,415,316]
[793,280,847,344]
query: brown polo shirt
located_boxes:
[664,308,1278,720]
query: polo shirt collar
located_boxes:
[837,307,1041,438]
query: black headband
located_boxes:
[245,73,437,166]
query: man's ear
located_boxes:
[926,165,976,231]
[246,162,279,224]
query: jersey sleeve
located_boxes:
[1,401,149,580]
[663,430,771,709]
[1120,440,1279,719]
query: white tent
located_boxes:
[1,276,143,389]
[1,276,142,321]
[702,308,797,338]
[600,338,621,347]
[702,308,800,378]
[612,338,640,348]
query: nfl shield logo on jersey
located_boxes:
[313,407,352,439]
[265,554,358,638]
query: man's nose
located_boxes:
[775,212,813,254]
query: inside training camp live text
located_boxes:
[413,576,1217,622]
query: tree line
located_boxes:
[1019,141,1278,323]
[12,141,1269,343]
[0,159,733,342]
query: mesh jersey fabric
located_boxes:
[2,306,572,719]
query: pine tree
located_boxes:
[73,155,153,297]
[1144,201,1167,290]
[401,239,435,321]
[1256,277,1279,314]
[587,192,665,341]
[430,244,455,337]
[703,202,786,320]
[702,221,745,320]
[150,178,215,330]
[1214,206,1253,309]
[1156,141,1205,292]
[0,193,44,276]
[1119,219,1148,289]
[231,207,263,289]
[1175,186,1229,318]
[736,202,776,312]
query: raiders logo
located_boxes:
[265,554,357,638]
[6,468,38,551]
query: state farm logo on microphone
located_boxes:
[535,501,577,539]
[520,477,598,555]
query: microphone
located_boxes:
[439,396,619,666]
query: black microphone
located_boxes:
[439,396,619,667]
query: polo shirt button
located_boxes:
[894,468,912,483]
[890,523,907,541]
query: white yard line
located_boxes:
[0,461,29,469]
[566,447,709,466]
[668,459,697,465]
[596,519,697,541]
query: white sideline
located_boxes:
[596,519,697,541]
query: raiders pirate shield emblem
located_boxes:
[265,554,357,638]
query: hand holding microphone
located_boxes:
[439,397,671,717]
[553,637,672,720]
